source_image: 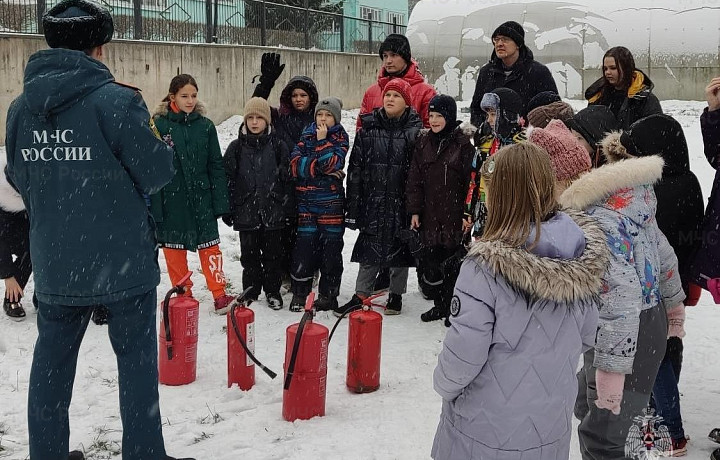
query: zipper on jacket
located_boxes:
[444,164,447,186]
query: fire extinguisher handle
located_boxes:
[176,271,193,289]
[304,292,316,313]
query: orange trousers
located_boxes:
[162,245,227,299]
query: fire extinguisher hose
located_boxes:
[162,285,185,360]
[283,309,313,390]
[328,305,356,344]
[229,303,277,379]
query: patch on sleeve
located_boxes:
[450,295,461,317]
[149,118,162,140]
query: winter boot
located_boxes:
[313,295,338,312]
[3,297,26,321]
[667,436,688,457]
[710,428,720,444]
[333,294,365,317]
[213,294,236,315]
[289,294,306,312]
[420,306,446,322]
[712,447,720,460]
[384,293,402,315]
[91,306,108,325]
[372,269,390,294]
[68,451,84,460]
[266,292,283,310]
[421,297,449,323]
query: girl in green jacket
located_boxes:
[151,74,233,313]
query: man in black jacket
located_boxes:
[5,1,192,458]
[469,21,558,127]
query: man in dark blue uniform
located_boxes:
[5,1,193,458]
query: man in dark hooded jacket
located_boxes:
[4,1,191,459]
[469,20,558,128]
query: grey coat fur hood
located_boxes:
[432,209,607,460]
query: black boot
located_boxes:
[385,293,402,315]
[289,294,306,312]
[333,294,364,317]
[313,295,338,312]
[68,451,84,460]
[421,305,446,322]
[91,306,108,325]
[3,297,26,321]
[710,428,720,444]
[266,292,283,310]
[421,297,449,323]
[712,447,720,460]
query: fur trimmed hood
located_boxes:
[419,121,477,143]
[558,153,664,211]
[459,121,477,137]
[152,100,207,118]
[467,208,609,303]
[0,153,25,213]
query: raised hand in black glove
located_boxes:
[221,214,234,227]
[260,52,285,85]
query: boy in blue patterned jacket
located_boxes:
[289,97,349,312]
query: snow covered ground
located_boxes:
[1,101,720,460]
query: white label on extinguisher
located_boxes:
[185,342,197,363]
[186,309,198,338]
[319,338,328,371]
[246,322,255,367]
[319,376,327,398]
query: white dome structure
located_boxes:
[407,0,720,100]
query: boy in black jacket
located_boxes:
[223,97,290,309]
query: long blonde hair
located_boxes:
[481,143,559,249]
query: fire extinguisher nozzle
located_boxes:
[263,366,278,379]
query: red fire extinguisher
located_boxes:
[227,287,277,390]
[330,292,384,394]
[282,293,329,422]
[158,271,198,386]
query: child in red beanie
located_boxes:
[342,79,423,316]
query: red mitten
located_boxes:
[595,369,625,415]
[685,283,701,306]
[667,304,686,338]
[708,278,720,304]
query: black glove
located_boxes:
[221,214,234,227]
[260,52,285,85]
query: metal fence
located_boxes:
[0,0,406,52]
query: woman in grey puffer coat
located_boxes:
[432,143,609,460]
